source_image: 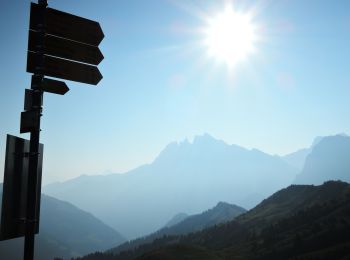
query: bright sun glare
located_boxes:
[204,6,257,67]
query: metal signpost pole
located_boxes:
[24,0,47,259]
[0,0,103,257]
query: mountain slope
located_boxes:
[282,148,310,170]
[76,181,350,260]
[109,202,246,256]
[164,213,188,228]
[282,135,325,170]
[44,134,297,239]
[0,193,125,260]
[162,202,246,235]
[157,181,350,260]
[294,134,350,184]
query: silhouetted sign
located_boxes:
[42,78,69,95]
[0,135,43,241]
[28,2,104,86]
[28,30,104,65]
[27,52,102,85]
[24,89,34,111]
[24,89,43,111]
[20,110,41,134]
[30,3,104,46]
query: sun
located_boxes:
[204,6,257,67]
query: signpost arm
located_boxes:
[24,1,47,259]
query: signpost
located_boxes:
[0,1,104,260]
[27,2,104,86]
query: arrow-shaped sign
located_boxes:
[28,30,104,65]
[30,3,104,46]
[42,78,69,95]
[27,52,102,85]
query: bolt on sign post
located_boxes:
[0,1,104,260]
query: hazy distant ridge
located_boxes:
[295,134,350,184]
[0,192,125,260]
[44,134,297,239]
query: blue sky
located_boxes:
[1,0,350,184]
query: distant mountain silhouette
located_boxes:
[108,202,246,256]
[0,191,125,260]
[76,181,350,260]
[163,202,245,235]
[164,213,188,228]
[282,148,310,170]
[44,134,297,239]
[294,134,350,184]
[282,135,325,170]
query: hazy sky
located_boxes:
[1,0,350,184]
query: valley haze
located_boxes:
[43,133,349,240]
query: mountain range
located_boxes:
[76,181,350,260]
[0,191,125,260]
[2,133,350,259]
[44,134,297,239]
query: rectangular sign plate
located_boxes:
[20,110,41,134]
[0,135,43,241]
[24,89,42,111]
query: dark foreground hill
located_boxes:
[0,193,125,260]
[76,181,350,260]
[108,202,246,256]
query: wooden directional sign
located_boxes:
[28,30,104,65]
[27,52,102,85]
[25,79,69,96]
[42,78,69,95]
[30,3,104,46]
[28,2,104,86]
